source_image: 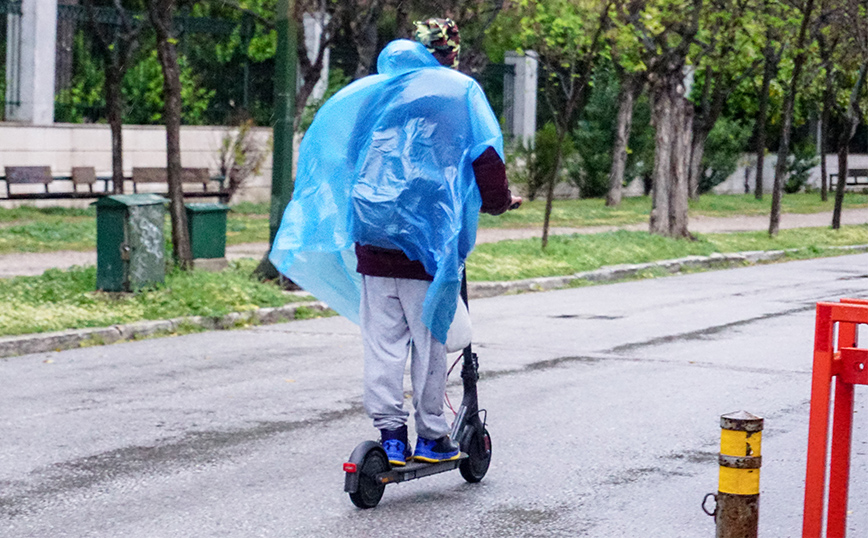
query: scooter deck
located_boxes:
[377,453,468,485]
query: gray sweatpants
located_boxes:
[360,275,450,440]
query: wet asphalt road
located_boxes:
[3,254,868,537]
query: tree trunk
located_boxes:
[649,71,692,239]
[606,74,640,207]
[352,0,381,79]
[649,91,671,235]
[539,59,596,249]
[832,142,849,229]
[150,0,192,268]
[541,127,566,249]
[688,68,745,200]
[105,66,125,194]
[819,49,836,202]
[832,60,868,229]
[768,97,795,236]
[294,10,334,129]
[819,87,831,202]
[688,66,713,201]
[754,41,776,201]
[85,0,139,195]
[769,0,815,236]
[394,1,410,39]
[743,163,752,194]
[673,100,693,236]
[55,0,79,91]
[688,128,709,198]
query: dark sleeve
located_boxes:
[472,146,512,215]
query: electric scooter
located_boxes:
[343,272,492,508]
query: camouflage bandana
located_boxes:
[413,18,461,69]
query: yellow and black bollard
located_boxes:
[705,411,763,538]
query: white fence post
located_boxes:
[6,0,57,124]
[504,50,538,148]
[301,11,330,103]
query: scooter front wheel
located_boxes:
[459,427,491,483]
[348,447,389,508]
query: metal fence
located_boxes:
[1,0,22,121]
[0,3,512,128]
[478,62,514,140]
[53,4,264,126]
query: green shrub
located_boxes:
[570,68,618,198]
[123,49,216,125]
[506,122,575,201]
[568,65,655,198]
[55,32,106,123]
[700,117,754,194]
[785,139,820,194]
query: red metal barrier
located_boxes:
[803,299,868,538]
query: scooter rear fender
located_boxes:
[344,440,385,493]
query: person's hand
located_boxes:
[508,195,523,210]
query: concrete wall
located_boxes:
[714,154,868,195]
[9,123,861,207]
[0,122,276,206]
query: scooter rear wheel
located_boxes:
[349,448,389,509]
[459,427,491,483]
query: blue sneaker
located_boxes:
[413,436,460,463]
[380,426,411,467]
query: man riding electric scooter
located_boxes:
[269,18,520,504]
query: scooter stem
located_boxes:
[451,270,481,440]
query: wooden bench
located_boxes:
[1,166,110,200]
[131,167,228,201]
[0,166,228,202]
[830,168,868,189]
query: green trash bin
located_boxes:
[185,203,230,260]
[93,194,168,292]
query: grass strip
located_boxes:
[478,192,868,229]
[3,193,868,254]
[466,225,868,281]
[0,213,267,255]
[0,259,307,337]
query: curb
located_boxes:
[3,244,867,359]
[468,244,868,299]
[0,301,329,359]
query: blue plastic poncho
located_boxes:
[269,39,504,343]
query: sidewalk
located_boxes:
[1,208,866,279]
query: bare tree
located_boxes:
[217,120,272,200]
[295,0,341,129]
[517,0,611,249]
[753,22,784,200]
[344,0,506,78]
[348,0,384,79]
[831,0,868,228]
[629,0,703,239]
[814,0,843,202]
[606,69,644,207]
[56,0,80,91]
[83,0,144,195]
[832,61,868,227]
[687,0,762,200]
[147,0,192,267]
[688,63,759,200]
[769,0,817,237]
